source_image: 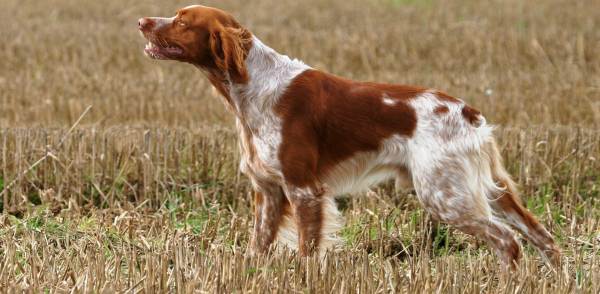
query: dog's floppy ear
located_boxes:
[209,26,252,84]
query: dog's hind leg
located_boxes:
[483,141,561,265]
[411,154,522,268]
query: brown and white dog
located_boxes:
[138,5,560,267]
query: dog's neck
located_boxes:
[214,36,310,119]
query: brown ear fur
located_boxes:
[209,27,252,84]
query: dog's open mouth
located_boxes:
[143,41,184,60]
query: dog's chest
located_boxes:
[253,124,282,166]
[236,111,284,181]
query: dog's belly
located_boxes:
[322,136,412,196]
[324,163,399,196]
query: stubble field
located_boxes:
[0,0,599,292]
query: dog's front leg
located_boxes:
[284,185,326,256]
[249,181,287,254]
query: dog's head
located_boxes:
[138,5,252,83]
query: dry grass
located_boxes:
[0,0,598,292]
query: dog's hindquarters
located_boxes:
[408,133,560,267]
[409,137,523,266]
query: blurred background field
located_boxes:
[0,0,598,292]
